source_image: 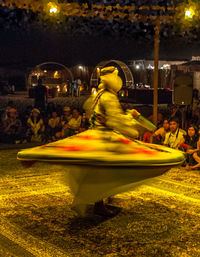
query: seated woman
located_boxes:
[61,106,72,123]
[26,108,45,143]
[55,106,72,139]
[177,125,199,169]
[187,125,200,170]
[151,119,169,144]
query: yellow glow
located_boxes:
[57,85,60,92]
[50,7,57,13]
[63,85,67,93]
[54,70,60,78]
[44,70,47,73]
[120,90,125,97]
[91,88,97,95]
[185,8,194,19]
[97,67,100,78]
[48,2,59,14]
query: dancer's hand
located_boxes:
[131,109,140,119]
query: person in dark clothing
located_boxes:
[187,126,200,170]
[177,125,199,168]
[34,77,47,112]
[0,108,22,143]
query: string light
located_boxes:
[0,1,198,32]
[47,2,59,15]
[50,7,58,13]
[185,8,194,19]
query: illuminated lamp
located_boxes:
[91,88,97,95]
[185,8,194,19]
[48,2,60,14]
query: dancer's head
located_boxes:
[98,66,122,93]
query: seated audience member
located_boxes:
[187,126,200,170]
[0,100,15,123]
[55,106,72,139]
[61,106,72,124]
[79,112,90,132]
[177,125,199,168]
[47,111,61,141]
[152,119,169,144]
[0,107,22,144]
[163,117,186,149]
[26,108,45,143]
[62,108,82,138]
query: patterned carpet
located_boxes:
[0,149,200,256]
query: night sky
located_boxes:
[1,1,200,69]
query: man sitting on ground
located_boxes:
[163,117,186,149]
[1,108,22,144]
[62,108,82,138]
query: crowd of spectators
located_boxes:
[0,101,90,146]
[1,90,200,171]
[141,100,200,171]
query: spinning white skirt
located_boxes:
[18,129,185,215]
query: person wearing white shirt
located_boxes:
[163,117,186,149]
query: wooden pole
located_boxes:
[153,17,160,126]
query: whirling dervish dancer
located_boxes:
[18,66,185,217]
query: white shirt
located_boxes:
[164,128,185,148]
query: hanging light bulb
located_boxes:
[185,8,194,19]
[47,2,60,14]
